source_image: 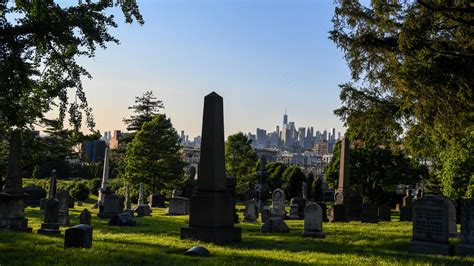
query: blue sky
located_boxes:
[78,0,350,138]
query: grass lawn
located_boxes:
[0,202,473,266]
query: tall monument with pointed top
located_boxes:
[181,92,241,244]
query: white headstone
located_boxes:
[302,203,325,238]
[271,189,286,218]
[98,148,110,205]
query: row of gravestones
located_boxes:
[409,195,474,256]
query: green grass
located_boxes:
[0,202,473,266]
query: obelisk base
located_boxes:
[0,192,32,232]
[181,191,241,244]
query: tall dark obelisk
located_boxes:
[181,92,241,244]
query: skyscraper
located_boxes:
[283,109,288,127]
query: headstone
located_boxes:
[0,130,32,232]
[23,187,47,207]
[38,170,60,235]
[124,185,132,212]
[317,202,329,222]
[378,204,391,221]
[288,203,300,220]
[109,213,136,226]
[261,206,271,223]
[98,192,125,219]
[64,224,92,249]
[79,209,91,225]
[302,203,325,238]
[181,92,241,244]
[260,217,290,233]
[96,148,110,208]
[291,197,306,219]
[456,198,474,256]
[39,198,47,213]
[134,183,152,217]
[148,193,166,208]
[408,195,452,255]
[361,202,378,223]
[243,199,257,223]
[329,204,348,222]
[271,189,286,219]
[57,189,71,226]
[168,197,190,215]
[403,189,413,207]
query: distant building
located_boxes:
[83,140,106,162]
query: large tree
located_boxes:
[123,91,164,133]
[0,0,143,186]
[124,115,187,195]
[225,132,258,193]
[329,1,473,198]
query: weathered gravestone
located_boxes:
[180,92,241,244]
[168,197,190,215]
[408,195,452,255]
[456,198,474,256]
[134,183,152,217]
[38,171,60,235]
[79,209,91,225]
[361,202,378,223]
[64,224,93,249]
[288,203,300,220]
[57,189,71,226]
[23,187,47,207]
[99,191,125,219]
[109,213,136,226]
[261,217,290,233]
[0,130,32,232]
[378,204,391,221]
[261,206,271,223]
[243,199,257,223]
[291,197,306,219]
[148,193,166,208]
[302,203,325,238]
[271,189,286,219]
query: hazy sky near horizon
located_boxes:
[76,0,351,138]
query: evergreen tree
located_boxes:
[123,91,164,133]
[282,165,306,199]
[312,175,323,202]
[124,115,187,195]
[225,132,258,193]
[266,162,287,191]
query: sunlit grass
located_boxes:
[0,202,472,265]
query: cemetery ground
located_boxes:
[1,203,473,266]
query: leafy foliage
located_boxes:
[329,0,474,199]
[282,165,306,199]
[225,132,258,193]
[124,115,187,196]
[67,179,90,202]
[265,162,287,191]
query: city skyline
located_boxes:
[58,0,349,138]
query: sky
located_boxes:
[75,0,351,138]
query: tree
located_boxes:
[329,1,473,199]
[312,175,323,202]
[124,115,187,195]
[324,138,427,205]
[305,172,314,200]
[282,165,306,199]
[123,91,164,133]
[225,132,258,193]
[0,1,143,187]
[265,162,287,191]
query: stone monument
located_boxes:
[134,183,152,217]
[148,193,166,208]
[226,175,239,223]
[361,202,378,223]
[183,166,197,199]
[38,170,61,235]
[261,206,271,223]
[98,188,124,219]
[378,204,391,221]
[79,209,91,225]
[123,185,133,214]
[400,189,413,221]
[57,189,71,226]
[180,92,241,244]
[302,203,325,238]
[64,224,93,249]
[0,130,32,232]
[243,199,257,223]
[168,197,190,215]
[261,217,290,233]
[288,202,300,220]
[408,195,452,255]
[95,148,110,209]
[271,189,286,219]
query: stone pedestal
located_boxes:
[38,198,61,235]
[0,192,32,232]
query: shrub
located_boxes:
[68,180,91,202]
